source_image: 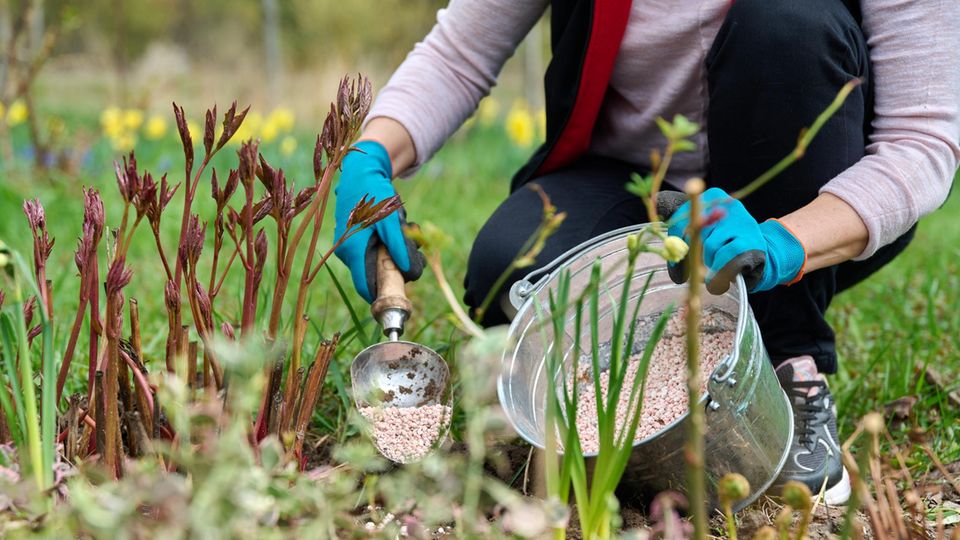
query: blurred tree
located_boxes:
[262,0,281,104]
[0,1,10,90]
[28,0,41,53]
[281,0,446,69]
[48,0,175,61]
[42,0,445,73]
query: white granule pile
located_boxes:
[572,307,735,453]
[360,404,451,463]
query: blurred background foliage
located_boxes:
[45,0,448,69]
[7,0,540,117]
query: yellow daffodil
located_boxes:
[144,115,167,140]
[7,100,29,127]
[280,135,297,157]
[268,107,295,133]
[260,120,279,143]
[101,106,123,138]
[505,101,535,148]
[478,97,500,126]
[122,109,144,131]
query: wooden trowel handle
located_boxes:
[371,245,413,321]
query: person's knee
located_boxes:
[718,0,861,79]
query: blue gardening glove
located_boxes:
[334,140,423,303]
[666,188,806,293]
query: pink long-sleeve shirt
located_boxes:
[368,0,960,260]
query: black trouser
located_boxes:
[463,0,915,374]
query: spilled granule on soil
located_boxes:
[360,404,451,463]
[573,307,736,453]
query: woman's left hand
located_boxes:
[668,188,807,292]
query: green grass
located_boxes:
[830,186,960,463]
[1,114,957,472]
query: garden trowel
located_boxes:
[350,245,450,410]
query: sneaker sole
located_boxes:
[820,467,851,506]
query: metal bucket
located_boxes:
[497,224,793,510]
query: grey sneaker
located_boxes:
[774,356,851,505]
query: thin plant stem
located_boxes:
[56,274,89,403]
[87,254,100,400]
[212,245,240,297]
[118,215,144,258]
[424,253,484,339]
[274,157,346,434]
[304,224,374,286]
[645,144,676,223]
[103,290,122,477]
[208,224,223,296]
[173,154,213,286]
[116,203,131,253]
[39,299,56,491]
[266,218,290,340]
[683,179,707,539]
[288,164,338,369]
[150,225,173,282]
[164,300,179,374]
[240,179,256,334]
[224,223,250,269]
[475,249,531,325]
[724,503,737,540]
[474,184,564,324]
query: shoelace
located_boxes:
[784,379,829,447]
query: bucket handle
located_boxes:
[508,223,652,310]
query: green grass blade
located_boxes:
[8,250,57,488]
[613,274,657,448]
[324,265,374,348]
[13,295,45,492]
[558,298,584,504]
[587,260,638,528]
[326,355,353,441]
[410,311,445,343]
[600,260,640,440]
[602,305,672,496]
[0,314,27,438]
[587,264,606,438]
[545,276,569,501]
[0,380,23,447]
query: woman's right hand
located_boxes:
[333,140,415,303]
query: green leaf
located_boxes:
[626,173,654,198]
[655,117,674,140]
[671,114,700,139]
[673,139,697,153]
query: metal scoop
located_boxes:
[350,246,450,410]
